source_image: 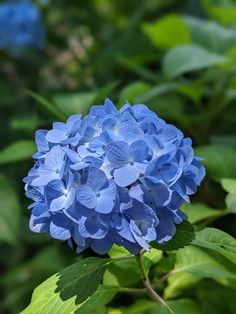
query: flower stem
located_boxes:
[135,254,165,304]
[119,287,146,294]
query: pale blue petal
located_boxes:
[96,195,115,214]
[50,195,66,212]
[114,164,139,187]
[77,185,97,209]
[129,140,149,162]
[65,188,76,209]
[46,129,67,143]
[106,141,129,168]
[50,220,71,240]
[64,148,81,163]
[86,166,108,191]
[44,145,65,171]
[130,220,149,250]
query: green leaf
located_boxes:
[0,140,36,165]
[74,285,118,314]
[22,257,112,314]
[133,83,179,104]
[52,91,97,116]
[192,227,236,264]
[0,174,20,245]
[108,244,131,259]
[142,15,191,50]
[221,178,236,212]
[164,272,200,299]
[27,90,66,121]
[185,16,236,53]
[221,178,236,193]
[119,81,150,104]
[142,248,163,272]
[163,45,227,79]
[195,145,236,181]
[152,221,195,251]
[105,259,140,287]
[181,202,227,224]
[202,0,236,24]
[173,245,236,280]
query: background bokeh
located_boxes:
[2,0,236,313]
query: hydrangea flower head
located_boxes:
[0,0,45,53]
[24,99,205,255]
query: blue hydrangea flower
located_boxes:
[24,99,205,255]
[0,0,45,54]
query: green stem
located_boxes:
[119,287,146,294]
[135,255,165,304]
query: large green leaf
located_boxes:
[142,14,191,50]
[185,16,236,53]
[181,202,227,224]
[0,140,36,165]
[21,257,112,314]
[152,221,195,251]
[163,45,227,79]
[0,174,20,245]
[195,145,236,181]
[193,227,236,264]
[173,245,236,280]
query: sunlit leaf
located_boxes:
[142,14,190,50]
[21,257,113,314]
[193,227,236,264]
[173,245,236,280]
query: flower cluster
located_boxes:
[0,0,45,53]
[24,99,205,254]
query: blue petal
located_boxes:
[49,216,71,240]
[77,185,97,209]
[130,220,149,250]
[35,130,49,152]
[91,238,113,254]
[96,195,115,214]
[104,98,118,115]
[114,164,139,187]
[106,141,129,169]
[79,216,107,239]
[46,129,67,143]
[44,145,65,171]
[129,140,149,162]
[85,166,108,191]
[64,148,81,163]
[50,195,66,212]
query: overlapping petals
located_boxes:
[24,99,205,255]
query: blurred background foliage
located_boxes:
[2,0,236,313]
